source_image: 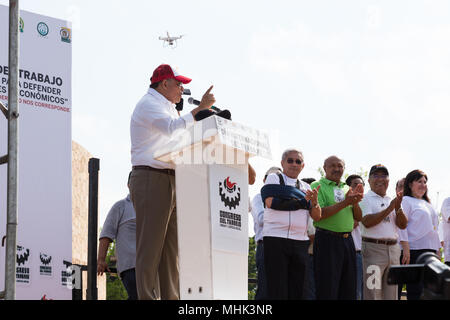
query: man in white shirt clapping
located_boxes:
[360,164,408,300]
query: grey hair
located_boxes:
[281,149,303,161]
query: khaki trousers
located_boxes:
[129,169,179,300]
[362,240,400,300]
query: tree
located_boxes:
[105,241,128,300]
[248,237,257,300]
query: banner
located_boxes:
[0,5,72,300]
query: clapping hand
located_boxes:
[395,191,403,211]
[345,185,364,205]
[305,185,321,207]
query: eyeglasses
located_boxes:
[286,158,302,165]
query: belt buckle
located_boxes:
[343,233,349,239]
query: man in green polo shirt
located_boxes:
[311,155,363,300]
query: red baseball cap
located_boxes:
[150,64,192,85]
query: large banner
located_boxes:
[0,5,72,299]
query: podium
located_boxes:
[155,115,271,300]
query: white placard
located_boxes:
[0,5,72,300]
[215,117,272,159]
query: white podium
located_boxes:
[155,115,271,300]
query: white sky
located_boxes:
[2,0,449,231]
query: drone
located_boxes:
[159,32,185,48]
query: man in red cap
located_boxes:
[129,64,215,300]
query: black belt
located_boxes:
[316,227,351,239]
[362,237,397,246]
[132,165,175,176]
[257,240,263,245]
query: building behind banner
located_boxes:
[72,141,106,300]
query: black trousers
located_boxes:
[255,241,268,300]
[120,268,138,300]
[313,229,356,300]
[263,236,309,300]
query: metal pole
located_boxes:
[3,0,20,301]
[87,158,99,300]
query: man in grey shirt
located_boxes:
[97,175,137,300]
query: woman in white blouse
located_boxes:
[401,169,441,300]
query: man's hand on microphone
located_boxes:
[192,85,216,119]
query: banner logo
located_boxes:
[219,177,241,210]
[16,246,31,284]
[37,22,49,36]
[40,253,53,277]
[19,18,24,33]
[40,253,52,265]
[61,260,72,288]
[60,27,71,43]
[16,246,30,266]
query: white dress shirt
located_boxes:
[251,194,264,242]
[130,88,195,169]
[360,190,400,240]
[401,196,441,251]
[352,223,362,251]
[398,228,408,243]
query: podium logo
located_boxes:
[219,177,241,210]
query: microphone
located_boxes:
[187,97,220,112]
[187,97,231,121]
[187,97,201,106]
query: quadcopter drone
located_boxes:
[159,31,185,48]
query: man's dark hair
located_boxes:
[345,174,365,187]
[301,178,316,185]
[150,81,160,89]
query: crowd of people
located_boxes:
[95,63,449,300]
[251,150,450,300]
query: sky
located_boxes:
[1,0,450,232]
